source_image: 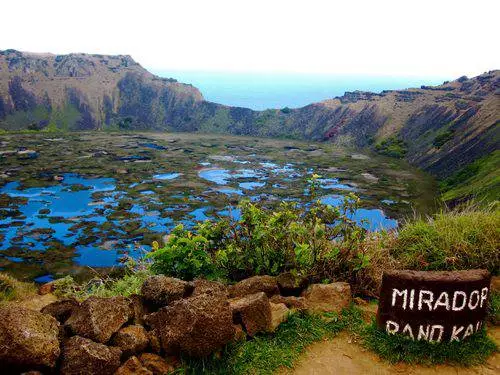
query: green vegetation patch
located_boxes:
[440,150,500,203]
[374,136,408,158]
[363,323,497,366]
[0,272,36,302]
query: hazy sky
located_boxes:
[2,0,499,77]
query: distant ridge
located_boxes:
[0,49,498,178]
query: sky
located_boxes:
[1,0,499,78]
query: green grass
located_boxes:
[363,323,497,366]
[0,272,36,302]
[374,136,408,158]
[178,308,364,375]
[440,150,500,203]
[52,268,151,301]
[390,206,500,274]
[489,292,500,324]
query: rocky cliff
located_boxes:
[0,50,498,178]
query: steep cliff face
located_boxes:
[0,50,203,131]
[0,50,498,179]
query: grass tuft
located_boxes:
[0,272,37,302]
[362,322,497,366]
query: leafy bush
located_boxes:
[389,206,500,274]
[149,176,371,282]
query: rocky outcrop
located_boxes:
[0,305,60,370]
[301,282,352,313]
[0,275,357,372]
[41,298,79,323]
[276,272,309,296]
[145,293,235,357]
[112,325,150,358]
[228,275,279,298]
[65,296,132,343]
[59,336,122,375]
[141,276,193,307]
[229,292,272,336]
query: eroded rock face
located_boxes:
[138,353,177,374]
[302,282,352,313]
[60,336,122,375]
[0,305,60,370]
[228,275,279,298]
[112,325,149,357]
[115,356,153,375]
[65,296,132,343]
[41,298,79,323]
[229,292,272,336]
[145,293,234,357]
[141,276,193,307]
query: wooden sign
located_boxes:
[376,269,491,343]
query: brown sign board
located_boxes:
[376,269,491,343]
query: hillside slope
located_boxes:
[0,50,498,182]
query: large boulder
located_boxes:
[138,353,177,374]
[301,282,351,313]
[145,293,234,357]
[65,296,132,343]
[41,298,79,323]
[60,336,122,375]
[115,356,153,375]
[191,278,228,298]
[141,276,193,307]
[0,305,60,370]
[129,294,148,325]
[228,275,279,298]
[111,324,149,357]
[229,292,272,336]
[276,272,309,296]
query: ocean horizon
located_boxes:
[153,70,449,110]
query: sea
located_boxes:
[152,70,448,110]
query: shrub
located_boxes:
[149,177,371,282]
[433,130,454,148]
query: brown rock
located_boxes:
[112,325,149,357]
[141,276,193,307]
[41,298,79,323]
[65,296,132,343]
[270,295,307,311]
[145,293,234,357]
[276,272,308,296]
[228,275,279,298]
[115,356,153,375]
[138,353,177,374]
[129,294,148,325]
[60,336,122,375]
[148,330,161,354]
[38,281,56,295]
[0,305,60,369]
[302,282,351,313]
[229,292,272,336]
[191,278,228,298]
[269,302,290,331]
[232,324,247,342]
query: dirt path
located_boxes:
[280,326,499,375]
